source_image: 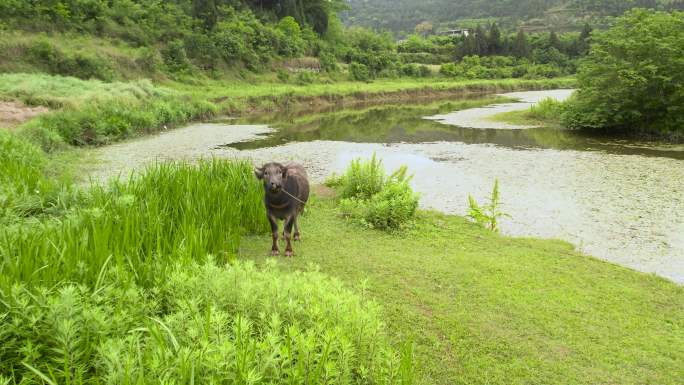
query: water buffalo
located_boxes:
[254,162,310,257]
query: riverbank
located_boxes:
[87,90,684,284]
[239,196,684,385]
[0,72,575,150]
[2,90,683,384]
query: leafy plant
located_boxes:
[467,179,510,232]
[0,260,413,384]
[332,154,419,230]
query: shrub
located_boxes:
[331,154,420,231]
[0,260,414,384]
[295,70,316,84]
[440,62,460,77]
[418,64,431,77]
[26,39,114,81]
[349,62,371,81]
[276,68,290,82]
[161,39,192,73]
[330,153,385,200]
[319,49,338,72]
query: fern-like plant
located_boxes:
[467,179,510,232]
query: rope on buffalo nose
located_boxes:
[281,188,307,205]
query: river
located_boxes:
[89,89,684,284]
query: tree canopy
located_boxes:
[563,9,684,137]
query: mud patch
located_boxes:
[0,101,49,128]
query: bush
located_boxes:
[319,49,338,72]
[329,153,385,200]
[330,154,420,231]
[349,62,371,81]
[27,39,114,81]
[295,70,316,84]
[0,260,413,384]
[161,39,192,73]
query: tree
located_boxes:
[563,9,684,137]
[512,29,530,58]
[577,23,593,55]
[548,30,560,50]
[474,25,488,56]
[488,22,502,55]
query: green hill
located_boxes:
[343,0,684,33]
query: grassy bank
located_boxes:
[239,196,684,385]
[0,72,575,151]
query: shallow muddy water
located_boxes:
[91,90,684,284]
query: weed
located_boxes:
[0,260,412,384]
[467,178,510,232]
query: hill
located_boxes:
[343,0,684,33]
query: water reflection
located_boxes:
[222,97,684,160]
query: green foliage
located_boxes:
[319,49,339,72]
[0,260,411,384]
[5,74,218,148]
[0,132,68,220]
[331,153,386,200]
[343,0,681,33]
[161,39,192,73]
[349,62,371,81]
[26,38,114,81]
[332,154,420,230]
[440,55,571,79]
[563,9,684,138]
[529,97,566,120]
[0,158,268,289]
[467,179,509,232]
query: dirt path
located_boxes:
[0,101,48,128]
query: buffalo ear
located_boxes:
[254,166,264,180]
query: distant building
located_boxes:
[438,28,472,38]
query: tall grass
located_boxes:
[0,131,72,220]
[0,159,268,289]
[0,73,218,150]
[0,260,414,384]
[528,97,566,121]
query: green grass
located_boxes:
[0,158,268,290]
[489,97,567,128]
[239,197,684,385]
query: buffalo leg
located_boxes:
[293,216,301,241]
[268,214,279,256]
[283,215,295,257]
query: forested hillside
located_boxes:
[344,0,684,33]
